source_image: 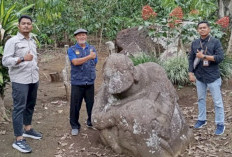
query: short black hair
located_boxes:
[18,15,32,23]
[197,21,210,28]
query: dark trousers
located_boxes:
[12,82,39,137]
[70,84,94,129]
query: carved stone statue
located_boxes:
[92,53,192,157]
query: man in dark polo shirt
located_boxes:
[188,21,225,135]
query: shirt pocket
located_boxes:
[90,61,96,79]
[15,43,28,57]
[91,69,96,80]
[72,68,82,80]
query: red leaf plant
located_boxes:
[142,5,157,20]
[168,7,183,28]
[170,6,183,20]
[216,16,230,28]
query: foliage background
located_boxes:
[8,0,221,42]
[1,0,231,87]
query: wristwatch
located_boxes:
[203,55,207,59]
[20,57,24,62]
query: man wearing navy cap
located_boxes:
[67,28,98,135]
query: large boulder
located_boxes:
[115,24,194,60]
[92,54,192,157]
[115,27,164,57]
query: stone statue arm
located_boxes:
[92,85,117,130]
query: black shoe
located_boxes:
[23,128,42,140]
[86,120,93,128]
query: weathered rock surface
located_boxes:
[92,54,193,157]
[115,27,164,57]
[115,24,194,60]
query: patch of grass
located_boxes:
[162,55,190,86]
[130,53,159,66]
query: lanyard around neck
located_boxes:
[200,36,211,54]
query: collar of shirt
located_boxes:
[17,32,33,40]
[75,42,90,50]
[200,35,210,42]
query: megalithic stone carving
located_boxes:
[92,53,193,157]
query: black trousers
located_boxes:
[70,84,94,129]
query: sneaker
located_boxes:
[194,120,207,129]
[71,129,79,136]
[12,139,32,153]
[215,124,225,135]
[23,128,42,140]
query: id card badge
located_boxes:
[203,59,209,66]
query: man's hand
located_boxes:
[196,49,204,59]
[24,52,33,61]
[188,72,196,82]
[88,51,96,60]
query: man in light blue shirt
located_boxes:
[2,15,42,153]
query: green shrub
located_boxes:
[130,53,159,66]
[162,55,190,86]
[130,54,189,85]
[131,53,232,86]
[219,55,232,79]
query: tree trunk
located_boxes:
[218,0,225,18]
[218,0,232,17]
[227,32,232,55]
[218,0,232,54]
[62,45,71,102]
[98,24,104,53]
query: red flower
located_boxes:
[169,7,183,19]
[142,5,157,20]
[216,16,229,28]
[190,9,199,15]
[168,7,183,28]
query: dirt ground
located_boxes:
[0,43,232,157]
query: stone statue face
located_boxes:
[104,67,134,94]
[103,54,135,94]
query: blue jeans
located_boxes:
[196,78,224,125]
[12,82,39,137]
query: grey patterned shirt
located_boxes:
[2,32,39,84]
